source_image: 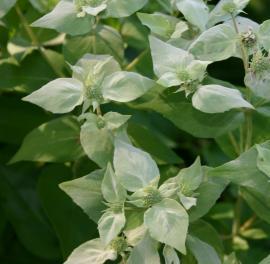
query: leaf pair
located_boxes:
[23,54,155,113]
[150,36,253,113]
[32,0,148,35]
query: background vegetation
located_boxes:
[0,0,269,263]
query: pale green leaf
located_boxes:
[0,0,17,18]
[259,255,270,264]
[245,72,270,101]
[32,0,94,36]
[177,157,203,194]
[59,169,106,223]
[259,20,270,51]
[102,71,155,103]
[80,112,129,167]
[106,0,148,18]
[137,12,179,39]
[189,24,238,61]
[64,238,117,264]
[82,2,107,16]
[103,112,131,132]
[208,0,250,27]
[179,193,197,210]
[144,198,189,254]
[187,235,221,264]
[149,35,193,78]
[127,232,160,264]
[10,116,83,163]
[98,210,125,245]
[163,245,180,264]
[114,140,160,192]
[176,0,209,31]
[72,54,121,86]
[256,145,270,178]
[23,78,83,113]
[80,115,113,168]
[102,163,126,203]
[192,85,254,113]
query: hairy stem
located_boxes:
[230,13,254,240]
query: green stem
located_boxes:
[125,49,148,71]
[232,190,243,237]
[231,14,249,72]
[230,14,254,240]
[15,4,65,78]
[228,132,240,156]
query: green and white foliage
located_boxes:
[23,54,155,113]
[7,0,270,263]
[149,36,253,113]
[59,141,223,263]
[32,0,148,35]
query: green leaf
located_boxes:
[176,0,209,31]
[59,169,106,223]
[189,24,237,62]
[102,71,155,103]
[189,171,228,222]
[0,165,60,259]
[259,20,270,51]
[127,232,160,264]
[192,85,254,113]
[114,140,160,192]
[0,49,65,93]
[130,87,245,138]
[0,0,17,18]
[106,0,148,18]
[127,122,182,165]
[256,145,270,177]
[98,209,125,246]
[187,235,221,264]
[23,78,83,113]
[177,157,203,194]
[163,245,180,264]
[38,164,97,258]
[63,25,124,64]
[10,116,83,163]
[32,0,94,36]
[189,220,224,257]
[137,12,179,39]
[102,163,126,203]
[207,141,270,224]
[0,96,49,145]
[64,238,117,264]
[144,198,189,254]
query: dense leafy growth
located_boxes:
[1,0,270,263]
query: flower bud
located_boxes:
[109,237,128,253]
[142,187,162,207]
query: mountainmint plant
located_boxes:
[7,0,270,263]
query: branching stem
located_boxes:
[15,4,65,77]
